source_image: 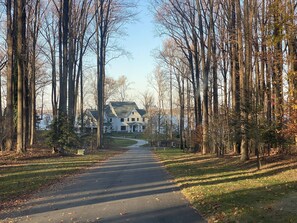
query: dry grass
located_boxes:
[155,149,297,222]
[0,148,126,212]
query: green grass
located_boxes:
[0,149,124,209]
[105,137,138,148]
[155,149,297,222]
[106,132,146,140]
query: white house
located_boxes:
[85,101,147,133]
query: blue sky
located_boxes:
[41,2,162,111]
[106,1,162,96]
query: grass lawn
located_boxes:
[105,137,138,148]
[106,132,146,140]
[155,149,297,222]
[0,148,126,211]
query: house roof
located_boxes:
[105,105,116,117]
[88,110,98,120]
[88,107,116,121]
[109,101,138,118]
[136,109,146,117]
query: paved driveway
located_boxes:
[0,139,205,223]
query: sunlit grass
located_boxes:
[155,149,297,222]
[0,150,124,209]
[106,137,138,148]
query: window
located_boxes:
[143,118,145,122]
[109,118,112,122]
[132,118,135,121]
[137,118,139,121]
[120,118,124,122]
[127,118,130,121]
[121,126,126,131]
[132,112,134,115]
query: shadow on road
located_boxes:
[0,147,204,223]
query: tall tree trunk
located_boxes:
[286,0,297,106]
[60,0,69,117]
[96,0,106,150]
[272,0,284,137]
[51,38,58,118]
[68,0,75,125]
[196,0,210,154]
[169,64,173,141]
[235,0,249,161]
[229,1,241,154]
[5,0,14,151]
[29,0,40,146]
[16,0,26,154]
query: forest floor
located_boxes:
[0,137,133,212]
[154,149,297,222]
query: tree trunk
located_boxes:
[5,0,14,151]
[60,0,69,117]
[16,0,26,154]
[29,0,40,146]
[272,0,284,137]
[235,0,249,161]
[96,0,106,150]
[196,0,210,154]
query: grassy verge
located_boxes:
[155,149,297,222]
[105,137,138,148]
[106,132,146,140]
[0,149,125,210]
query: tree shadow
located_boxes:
[193,182,297,222]
[0,148,205,223]
[175,159,297,188]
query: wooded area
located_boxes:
[151,0,297,162]
[0,0,296,163]
[0,0,135,153]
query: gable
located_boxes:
[136,109,146,117]
[110,101,138,118]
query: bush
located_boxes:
[46,116,80,152]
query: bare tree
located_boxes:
[27,0,41,146]
[93,0,136,149]
[16,0,26,153]
[4,0,14,151]
[139,90,154,114]
[116,75,132,102]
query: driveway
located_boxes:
[0,139,205,223]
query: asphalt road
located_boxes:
[0,139,205,223]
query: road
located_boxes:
[0,139,205,223]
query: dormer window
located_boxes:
[110,118,112,122]
[132,112,134,115]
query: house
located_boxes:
[85,101,147,133]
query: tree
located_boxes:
[150,66,168,138]
[16,0,26,153]
[104,76,118,103]
[140,90,154,114]
[5,0,14,151]
[157,38,188,150]
[41,7,59,118]
[27,0,41,146]
[116,75,132,102]
[94,0,136,149]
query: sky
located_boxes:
[39,1,163,112]
[105,1,162,101]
